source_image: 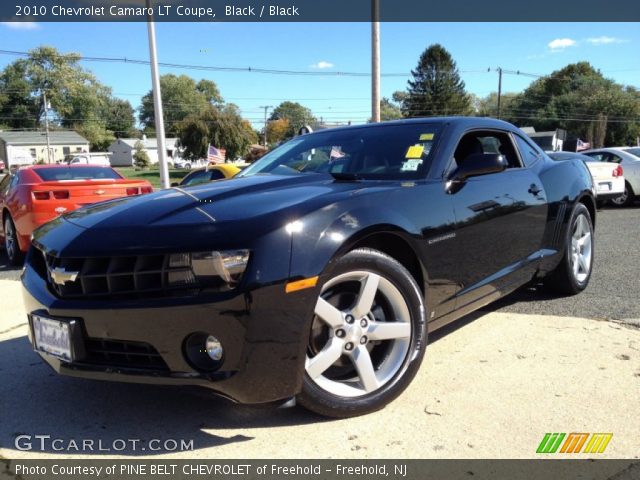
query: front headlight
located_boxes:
[167,250,250,291]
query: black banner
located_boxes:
[1,0,639,22]
[2,460,640,480]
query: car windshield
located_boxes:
[624,147,640,158]
[238,123,442,180]
[33,167,122,181]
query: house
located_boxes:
[522,127,567,152]
[0,131,90,167]
[107,136,180,167]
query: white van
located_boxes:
[67,153,112,166]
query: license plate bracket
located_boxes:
[30,313,82,362]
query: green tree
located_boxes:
[474,92,518,117]
[506,62,640,147]
[269,101,317,140]
[177,104,257,161]
[380,97,404,121]
[133,141,151,169]
[0,46,135,149]
[266,118,290,145]
[403,44,471,117]
[139,74,223,135]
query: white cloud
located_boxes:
[1,21,39,30]
[310,61,334,69]
[586,36,627,45]
[548,38,577,51]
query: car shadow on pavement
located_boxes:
[0,334,327,457]
[0,250,22,275]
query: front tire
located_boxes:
[544,203,593,295]
[3,215,24,266]
[297,248,427,418]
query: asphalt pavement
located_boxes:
[0,204,638,459]
[2,203,639,321]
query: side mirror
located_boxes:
[452,153,507,182]
[170,182,179,187]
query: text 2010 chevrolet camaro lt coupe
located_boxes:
[21,118,595,417]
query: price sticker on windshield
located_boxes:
[401,159,423,171]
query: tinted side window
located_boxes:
[208,170,225,181]
[584,153,606,162]
[182,171,210,186]
[453,130,521,169]
[0,175,11,196]
[514,134,541,167]
[608,153,622,164]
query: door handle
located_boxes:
[528,184,542,196]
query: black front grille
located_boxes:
[83,338,169,371]
[41,252,197,299]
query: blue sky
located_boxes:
[1,21,638,128]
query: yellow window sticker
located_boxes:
[419,133,434,141]
[405,144,424,159]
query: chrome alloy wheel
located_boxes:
[4,218,16,262]
[570,213,592,283]
[305,271,412,397]
[611,188,627,206]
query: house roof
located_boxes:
[111,138,178,149]
[0,130,89,146]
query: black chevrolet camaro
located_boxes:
[21,117,595,417]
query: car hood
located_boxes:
[36,174,391,256]
[63,173,372,228]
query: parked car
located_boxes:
[22,118,596,417]
[582,148,640,207]
[547,151,624,205]
[1,165,153,265]
[173,158,209,170]
[172,164,241,187]
[65,153,111,166]
[623,147,640,158]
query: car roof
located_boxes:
[27,164,113,169]
[303,116,521,136]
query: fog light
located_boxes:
[205,335,223,361]
[184,332,224,372]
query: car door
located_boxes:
[447,129,548,308]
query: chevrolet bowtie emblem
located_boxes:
[95,189,105,195]
[50,267,79,285]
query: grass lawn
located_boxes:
[116,167,189,188]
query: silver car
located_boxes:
[582,148,640,207]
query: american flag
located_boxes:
[207,145,226,164]
[576,139,591,151]
[329,146,345,161]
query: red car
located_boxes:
[0,160,5,173]
[1,165,153,265]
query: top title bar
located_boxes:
[2,0,640,22]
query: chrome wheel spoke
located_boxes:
[352,273,380,318]
[368,321,411,341]
[306,338,343,379]
[351,346,379,393]
[314,297,343,328]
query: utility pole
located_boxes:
[371,0,380,123]
[42,91,52,164]
[260,105,272,146]
[146,0,169,189]
[496,67,503,120]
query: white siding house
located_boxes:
[107,137,180,167]
[0,131,90,167]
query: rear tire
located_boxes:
[297,248,427,418]
[610,181,634,208]
[544,203,593,295]
[3,215,24,266]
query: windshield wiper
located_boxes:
[328,172,363,181]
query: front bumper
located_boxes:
[21,253,319,404]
